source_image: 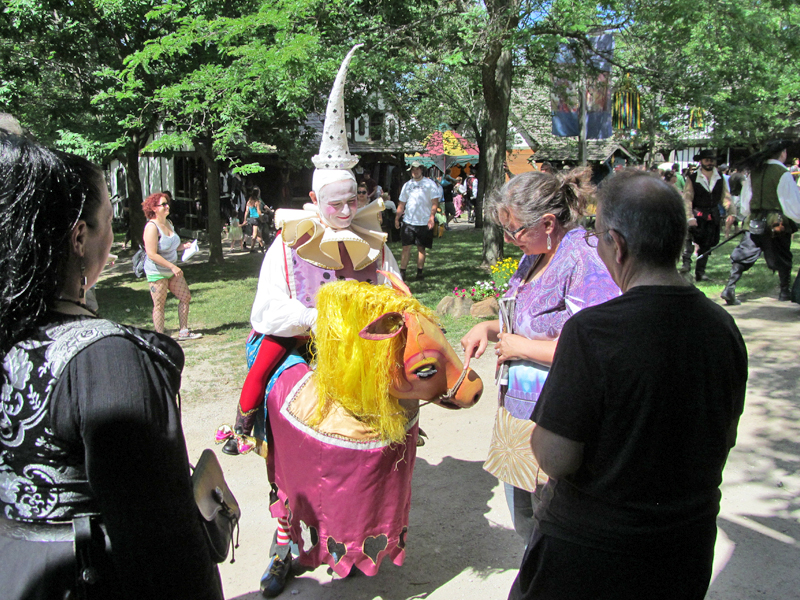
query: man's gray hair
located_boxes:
[0,113,23,136]
[596,170,687,268]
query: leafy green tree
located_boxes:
[0,0,183,249]
[360,0,629,264]
[121,0,341,264]
[614,0,800,153]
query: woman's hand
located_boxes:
[494,334,559,367]
[460,320,495,369]
[170,265,183,278]
[494,332,527,363]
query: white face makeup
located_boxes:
[315,179,359,229]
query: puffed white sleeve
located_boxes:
[777,171,800,222]
[250,236,317,337]
[377,245,401,284]
[740,177,752,217]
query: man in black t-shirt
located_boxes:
[510,171,748,600]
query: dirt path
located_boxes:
[178,295,800,600]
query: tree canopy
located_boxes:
[3,0,800,265]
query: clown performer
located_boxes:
[216,40,399,575]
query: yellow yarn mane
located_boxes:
[312,280,436,444]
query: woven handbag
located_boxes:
[483,406,548,493]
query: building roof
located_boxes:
[510,75,638,164]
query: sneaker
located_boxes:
[779,288,791,301]
[177,329,203,341]
[260,553,292,598]
[695,273,711,282]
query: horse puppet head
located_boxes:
[312,275,482,444]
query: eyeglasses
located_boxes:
[584,229,610,248]
[502,223,528,240]
[357,190,368,195]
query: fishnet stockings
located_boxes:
[149,275,192,333]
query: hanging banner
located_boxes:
[613,88,641,131]
[551,34,614,139]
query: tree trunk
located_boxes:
[648,96,657,167]
[578,77,588,166]
[124,132,147,250]
[196,139,224,265]
[479,38,514,267]
[474,131,486,230]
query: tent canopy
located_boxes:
[405,124,479,172]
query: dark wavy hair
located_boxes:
[737,139,791,174]
[0,132,104,354]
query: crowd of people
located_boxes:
[5,70,799,597]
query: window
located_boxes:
[369,113,385,141]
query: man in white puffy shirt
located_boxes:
[395,161,441,280]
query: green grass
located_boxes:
[692,234,800,301]
[386,228,523,342]
[94,228,800,367]
[97,248,264,375]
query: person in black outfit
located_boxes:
[720,140,800,305]
[510,170,747,600]
[680,149,732,281]
[0,133,223,600]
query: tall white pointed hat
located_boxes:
[311,44,363,195]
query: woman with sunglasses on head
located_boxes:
[356,181,370,208]
[461,168,619,545]
[142,192,202,340]
[0,133,222,600]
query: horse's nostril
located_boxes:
[472,391,481,405]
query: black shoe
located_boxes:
[416,269,424,281]
[261,553,292,598]
[221,425,244,456]
[416,427,428,447]
[779,288,791,301]
[720,288,740,306]
[695,273,711,282]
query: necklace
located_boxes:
[54,298,98,317]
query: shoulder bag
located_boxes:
[192,449,241,563]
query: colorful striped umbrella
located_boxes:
[406,124,479,172]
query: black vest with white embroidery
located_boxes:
[0,316,177,523]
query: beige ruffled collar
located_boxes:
[275,200,387,271]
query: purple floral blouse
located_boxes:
[502,227,619,420]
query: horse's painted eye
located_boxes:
[414,365,438,379]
